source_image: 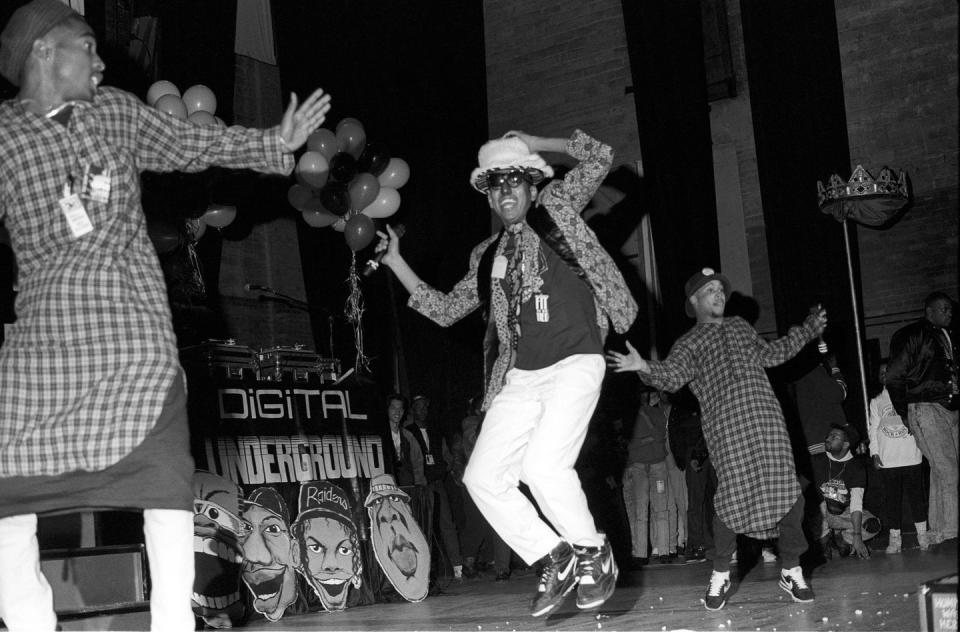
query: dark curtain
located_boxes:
[621,0,721,349]
[275,1,489,434]
[741,0,866,428]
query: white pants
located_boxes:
[463,354,605,564]
[0,509,195,632]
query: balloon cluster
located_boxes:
[287,118,409,252]
[145,79,235,251]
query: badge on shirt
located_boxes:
[535,293,549,322]
[59,182,93,238]
[491,255,508,279]
[425,454,435,466]
[81,164,111,204]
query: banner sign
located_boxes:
[186,376,395,622]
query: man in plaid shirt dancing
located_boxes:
[607,268,827,611]
[0,1,330,629]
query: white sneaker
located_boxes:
[704,570,731,611]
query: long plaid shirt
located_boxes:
[408,131,637,410]
[639,316,817,537]
[0,87,292,477]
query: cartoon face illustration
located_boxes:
[191,471,245,627]
[292,482,362,611]
[365,474,430,602]
[238,488,300,622]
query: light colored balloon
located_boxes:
[201,203,237,228]
[301,209,340,228]
[188,110,217,126]
[155,94,187,119]
[146,80,179,107]
[182,84,217,116]
[296,151,330,190]
[377,157,410,189]
[361,187,401,219]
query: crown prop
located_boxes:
[816,165,909,226]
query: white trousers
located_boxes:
[0,509,195,632]
[463,354,605,564]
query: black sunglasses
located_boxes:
[479,168,545,192]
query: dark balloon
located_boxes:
[357,141,391,177]
[319,182,351,216]
[329,152,358,184]
[343,214,376,252]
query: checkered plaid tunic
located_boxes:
[0,87,292,477]
[640,316,817,538]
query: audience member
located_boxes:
[811,424,880,559]
[622,391,671,564]
[867,360,930,552]
[660,391,688,561]
[667,387,713,563]
[406,394,465,579]
[794,349,849,459]
[386,394,425,488]
[885,292,958,545]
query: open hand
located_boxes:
[279,88,333,152]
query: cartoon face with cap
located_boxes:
[191,471,246,627]
[365,473,430,602]
[238,487,300,621]
[291,481,363,611]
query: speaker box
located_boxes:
[918,573,958,632]
[40,544,149,616]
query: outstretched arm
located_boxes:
[374,224,423,295]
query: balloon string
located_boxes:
[346,252,371,375]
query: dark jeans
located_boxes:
[709,495,806,571]
[424,477,463,567]
[461,492,512,571]
[879,464,927,530]
[686,459,717,550]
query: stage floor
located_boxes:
[59,539,956,631]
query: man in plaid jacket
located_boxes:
[608,268,827,611]
[0,1,330,628]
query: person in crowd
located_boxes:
[0,2,331,629]
[867,360,930,553]
[667,387,714,564]
[885,291,958,545]
[457,394,514,580]
[659,391,688,561]
[607,267,826,611]
[405,394,465,580]
[794,349,849,461]
[811,424,880,559]
[622,390,672,565]
[386,393,425,489]
[374,128,636,616]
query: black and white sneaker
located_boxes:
[574,536,618,610]
[704,570,731,611]
[779,566,814,602]
[530,541,578,617]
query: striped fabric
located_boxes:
[640,316,818,538]
[0,87,292,477]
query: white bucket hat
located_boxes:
[469,136,554,192]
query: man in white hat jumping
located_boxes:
[374,129,636,616]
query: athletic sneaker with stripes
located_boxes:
[779,566,814,602]
[574,535,618,610]
[704,570,731,610]
[530,541,578,617]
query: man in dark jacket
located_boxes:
[885,291,958,545]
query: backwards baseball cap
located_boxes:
[242,486,290,524]
[0,0,81,86]
[470,135,554,193]
[683,267,731,318]
[364,473,410,507]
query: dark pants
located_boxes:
[709,495,807,571]
[685,460,717,550]
[424,477,463,567]
[461,493,512,571]
[879,464,927,530]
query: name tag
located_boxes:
[425,454,435,466]
[491,255,507,279]
[59,189,93,238]
[535,293,549,322]
[82,164,111,204]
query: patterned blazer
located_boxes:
[409,130,638,409]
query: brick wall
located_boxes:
[835,0,958,358]
[483,0,958,360]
